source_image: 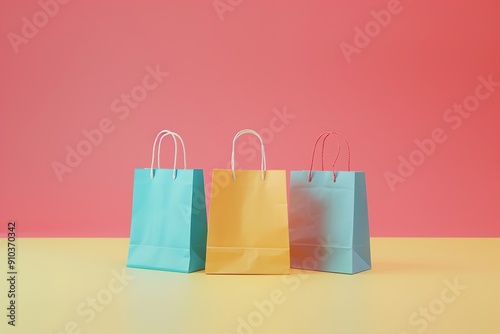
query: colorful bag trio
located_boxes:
[127,129,371,275]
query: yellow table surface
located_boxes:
[1,238,499,334]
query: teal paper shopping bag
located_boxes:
[289,132,371,274]
[127,130,207,273]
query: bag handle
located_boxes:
[308,132,351,182]
[150,130,187,180]
[231,129,266,181]
[319,133,342,172]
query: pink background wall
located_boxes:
[1,0,499,237]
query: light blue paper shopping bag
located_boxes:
[127,130,207,273]
[289,132,371,274]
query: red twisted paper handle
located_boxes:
[308,132,351,182]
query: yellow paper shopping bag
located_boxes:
[206,129,290,274]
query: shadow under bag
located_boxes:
[127,130,207,273]
[289,132,371,274]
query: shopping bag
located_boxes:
[289,132,371,274]
[206,129,290,274]
[127,130,207,273]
